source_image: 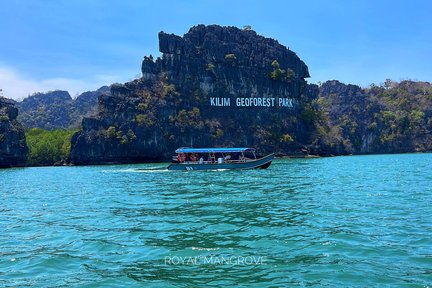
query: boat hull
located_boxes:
[167,153,274,171]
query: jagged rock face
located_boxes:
[312,80,378,155]
[143,25,309,97]
[17,87,109,130]
[313,80,432,155]
[0,97,28,167]
[74,86,110,116]
[71,25,318,165]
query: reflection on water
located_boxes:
[1,154,432,286]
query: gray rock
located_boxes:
[0,97,28,167]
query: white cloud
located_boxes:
[0,66,135,100]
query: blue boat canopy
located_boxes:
[175,147,255,153]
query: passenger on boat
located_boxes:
[190,153,197,162]
[177,153,186,163]
[199,156,204,164]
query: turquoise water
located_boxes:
[1,154,431,287]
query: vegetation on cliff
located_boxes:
[311,80,432,155]
[17,87,109,130]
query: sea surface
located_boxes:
[1,153,431,287]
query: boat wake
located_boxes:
[103,167,168,173]
[135,167,168,172]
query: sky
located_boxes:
[0,0,431,100]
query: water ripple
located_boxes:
[1,154,431,286]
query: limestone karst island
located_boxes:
[1,25,431,167]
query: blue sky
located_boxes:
[0,0,431,100]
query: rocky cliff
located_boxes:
[70,25,319,164]
[0,97,28,167]
[311,80,432,155]
[17,86,109,130]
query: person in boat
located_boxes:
[189,153,197,162]
[199,156,204,164]
[239,153,245,162]
[177,152,186,163]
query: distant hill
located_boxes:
[16,86,109,130]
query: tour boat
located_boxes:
[167,147,274,171]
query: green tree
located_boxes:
[214,128,224,138]
[224,54,237,61]
[106,126,117,138]
[206,63,216,71]
[135,114,155,127]
[137,103,148,111]
[409,110,425,128]
[384,78,393,89]
[170,107,204,131]
[280,133,294,143]
[270,60,285,80]
[25,128,77,165]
